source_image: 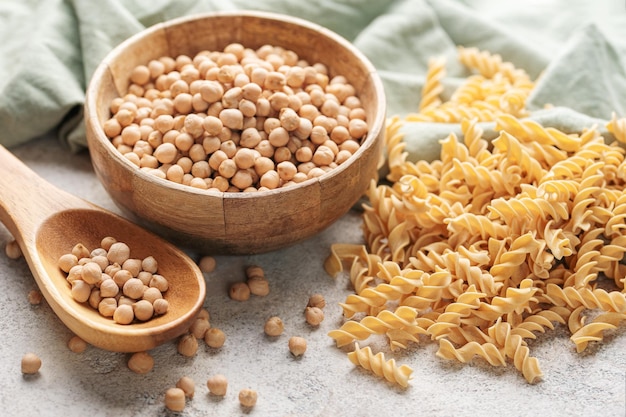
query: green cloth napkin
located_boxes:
[1,0,626,158]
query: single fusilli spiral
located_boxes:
[348,343,413,388]
[487,319,542,383]
[418,57,446,112]
[328,306,419,347]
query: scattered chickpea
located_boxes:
[247,276,270,296]
[305,306,325,326]
[198,255,216,273]
[204,328,226,348]
[229,282,250,301]
[176,376,195,399]
[307,293,326,309]
[5,239,22,259]
[21,353,42,374]
[189,317,211,339]
[197,308,210,322]
[178,333,199,357]
[27,289,43,305]
[67,336,88,353]
[164,387,186,412]
[238,388,258,407]
[207,374,228,396]
[288,336,307,357]
[264,316,284,337]
[127,351,154,374]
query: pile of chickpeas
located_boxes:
[103,43,369,192]
[57,237,169,324]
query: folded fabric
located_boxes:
[0,0,625,159]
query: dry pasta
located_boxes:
[347,343,413,388]
[326,47,626,386]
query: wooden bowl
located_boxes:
[84,11,385,255]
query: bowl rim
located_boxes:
[85,10,386,199]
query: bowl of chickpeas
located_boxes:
[84,11,385,254]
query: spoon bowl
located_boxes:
[0,145,206,352]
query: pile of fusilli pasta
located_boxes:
[325,47,626,386]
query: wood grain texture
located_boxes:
[85,11,386,255]
[0,145,205,352]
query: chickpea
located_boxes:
[242,82,262,101]
[72,243,90,259]
[207,374,228,396]
[133,300,155,321]
[305,306,325,326]
[153,142,178,164]
[153,298,169,315]
[264,316,284,337]
[113,269,133,288]
[330,125,350,144]
[219,108,243,130]
[71,280,91,303]
[4,240,21,258]
[98,298,117,317]
[149,274,169,292]
[197,308,210,322]
[27,289,43,305]
[67,335,88,353]
[80,262,102,285]
[247,276,270,296]
[268,127,289,148]
[264,70,286,90]
[288,336,307,356]
[107,242,130,265]
[240,127,262,148]
[103,118,122,138]
[164,387,186,412]
[308,293,326,309]
[205,328,226,348]
[239,389,258,407]
[21,353,42,374]
[229,282,250,301]
[176,376,195,399]
[128,351,154,374]
[312,145,335,166]
[178,333,199,357]
[198,255,216,273]
[233,147,256,169]
[277,161,297,182]
[113,304,134,325]
[189,317,210,339]
[141,256,158,274]
[58,253,78,273]
[99,278,119,298]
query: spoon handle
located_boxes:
[0,144,89,245]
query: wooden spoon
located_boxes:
[0,145,206,352]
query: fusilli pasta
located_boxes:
[327,47,626,387]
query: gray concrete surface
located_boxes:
[0,135,624,417]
